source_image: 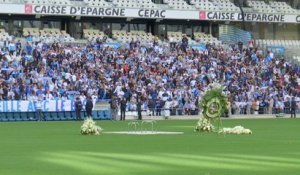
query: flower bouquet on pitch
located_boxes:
[194,117,215,132]
[219,126,252,135]
[80,117,103,135]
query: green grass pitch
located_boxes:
[0,118,300,175]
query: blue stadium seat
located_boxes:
[0,112,8,121]
[104,110,112,120]
[70,111,77,120]
[93,111,101,120]
[92,111,98,120]
[80,111,86,119]
[64,112,73,120]
[27,112,37,121]
[51,112,60,121]
[14,112,22,121]
[57,112,66,120]
[6,113,15,121]
[97,111,105,119]
[43,112,52,121]
[20,112,28,121]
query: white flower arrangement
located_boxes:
[202,82,224,96]
[219,126,252,135]
[80,117,103,135]
[209,82,223,90]
[194,117,215,132]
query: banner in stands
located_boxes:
[0,4,299,23]
[266,46,286,56]
[24,4,197,20]
[0,100,96,112]
[102,43,122,49]
[200,11,286,22]
[190,44,206,51]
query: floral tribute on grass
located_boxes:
[80,117,103,135]
[195,82,252,135]
[194,117,215,132]
[219,126,252,135]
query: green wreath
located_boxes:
[205,97,222,118]
[195,83,228,133]
[200,85,228,120]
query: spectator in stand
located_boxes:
[16,40,22,56]
[0,33,299,118]
[169,35,176,51]
[181,34,188,53]
[25,42,32,55]
[248,39,254,51]
[8,41,16,56]
[238,41,243,53]
[0,38,4,49]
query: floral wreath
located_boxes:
[201,82,228,120]
[195,82,228,132]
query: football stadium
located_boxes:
[0,0,300,175]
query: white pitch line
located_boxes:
[103,131,184,135]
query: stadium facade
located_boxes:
[0,0,299,41]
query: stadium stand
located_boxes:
[163,0,196,10]
[0,29,12,40]
[111,0,140,8]
[0,0,299,121]
[24,0,71,5]
[22,28,76,43]
[211,0,240,12]
[112,30,157,44]
[247,0,278,13]
[256,39,300,47]
[293,56,300,62]
[0,0,298,14]
[23,28,39,36]
[193,32,221,44]
[189,0,220,11]
[83,29,105,40]
[219,25,252,45]
[269,1,299,14]
[84,0,113,7]
[167,32,185,42]
[167,31,219,45]
[136,0,163,9]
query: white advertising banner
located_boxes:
[0,4,24,14]
[0,3,299,23]
[0,100,95,112]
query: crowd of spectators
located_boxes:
[0,35,299,116]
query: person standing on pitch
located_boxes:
[35,97,44,121]
[85,96,94,118]
[120,97,126,120]
[75,97,83,120]
[137,98,142,120]
[291,97,297,118]
[110,95,119,120]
